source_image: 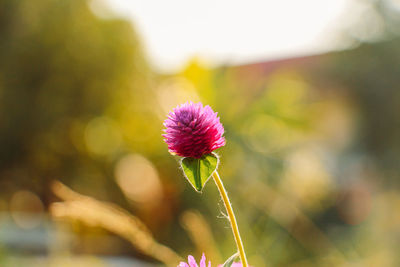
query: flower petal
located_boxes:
[188,255,198,267]
[199,253,206,267]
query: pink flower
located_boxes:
[178,254,244,267]
[178,253,211,267]
[163,102,225,158]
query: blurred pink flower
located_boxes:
[178,253,211,267]
[163,102,225,158]
[178,253,244,267]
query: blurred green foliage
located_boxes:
[0,0,400,266]
[0,0,154,200]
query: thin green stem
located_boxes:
[212,171,248,267]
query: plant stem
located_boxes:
[212,171,248,267]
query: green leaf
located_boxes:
[221,252,239,267]
[180,153,219,192]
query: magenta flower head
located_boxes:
[163,102,225,158]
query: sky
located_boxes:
[98,0,349,72]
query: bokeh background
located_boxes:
[1,0,400,266]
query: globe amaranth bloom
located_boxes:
[178,254,243,267]
[163,102,225,158]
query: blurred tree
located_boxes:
[0,0,152,203]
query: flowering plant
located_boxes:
[163,102,249,267]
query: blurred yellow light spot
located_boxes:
[9,190,44,229]
[282,148,334,211]
[114,154,162,206]
[312,99,356,151]
[84,116,122,156]
[156,77,200,116]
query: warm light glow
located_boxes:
[9,190,44,229]
[102,0,347,72]
[114,154,163,205]
[156,77,200,115]
[84,116,122,156]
